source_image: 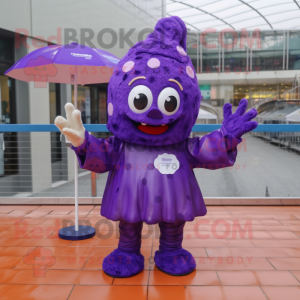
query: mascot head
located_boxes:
[107,16,201,146]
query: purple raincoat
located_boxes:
[73,130,237,224]
[71,16,243,225]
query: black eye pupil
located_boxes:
[165,96,177,112]
[134,93,148,110]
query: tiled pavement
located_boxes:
[0,205,300,299]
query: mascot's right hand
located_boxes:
[54,103,85,147]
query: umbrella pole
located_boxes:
[58,69,95,241]
[74,72,79,232]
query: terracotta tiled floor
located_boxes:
[1,205,300,299]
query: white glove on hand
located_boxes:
[55,103,85,147]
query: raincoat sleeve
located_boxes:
[184,129,240,170]
[71,130,124,173]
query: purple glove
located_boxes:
[221,98,258,149]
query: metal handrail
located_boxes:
[0,124,300,132]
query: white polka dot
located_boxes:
[108,103,113,116]
[147,58,160,69]
[122,61,134,73]
[177,45,187,56]
[186,66,194,79]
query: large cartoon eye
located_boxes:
[157,87,180,115]
[128,85,153,114]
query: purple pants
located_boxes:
[118,220,185,253]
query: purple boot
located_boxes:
[154,221,196,276]
[103,221,144,278]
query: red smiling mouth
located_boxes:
[137,123,169,135]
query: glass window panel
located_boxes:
[49,83,62,164]
[252,31,284,71]
[49,83,58,124]
[71,86,91,124]
[99,89,107,124]
[0,38,13,63]
[0,75,17,177]
[223,32,247,73]
[0,75,9,128]
[0,75,12,124]
[288,31,300,70]
[186,33,198,71]
[89,84,109,134]
[201,33,220,73]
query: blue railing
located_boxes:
[1,124,300,132]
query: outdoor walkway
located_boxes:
[0,205,300,299]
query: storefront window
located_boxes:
[234,84,292,106]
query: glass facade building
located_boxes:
[186,30,300,73]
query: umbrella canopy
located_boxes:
[4,42,120,236]
[5,42,120,86]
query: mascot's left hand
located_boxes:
[221,98,258,140]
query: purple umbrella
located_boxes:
[5,42,120,240]
[5,42,119,86]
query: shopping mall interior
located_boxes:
[0,0,300,299]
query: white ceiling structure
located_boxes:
[166,0,300,31]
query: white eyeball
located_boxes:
[157,87,180,115]
[128,85,153,114]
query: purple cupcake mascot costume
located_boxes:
[55,16,257,277]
